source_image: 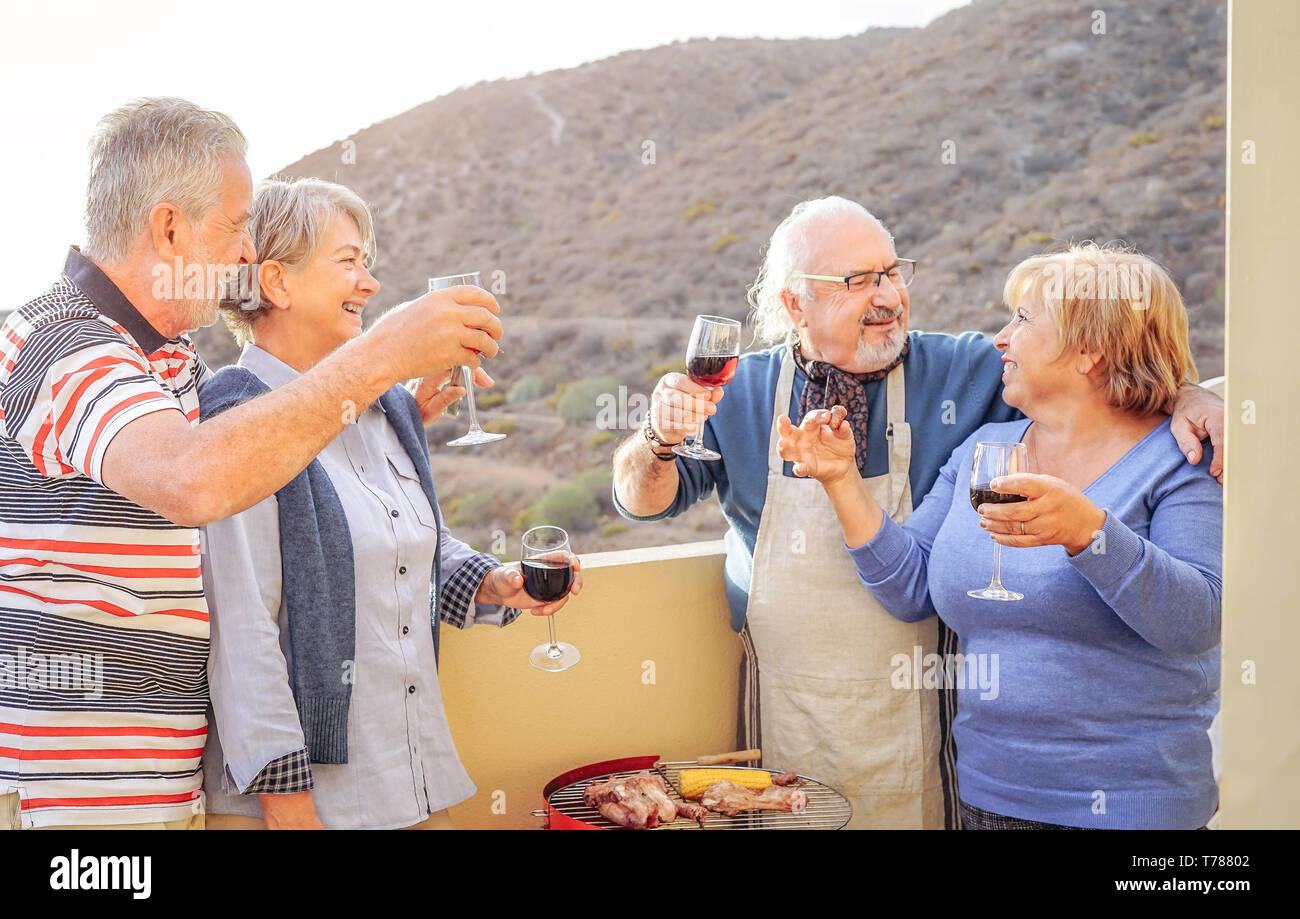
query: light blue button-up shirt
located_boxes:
[199,344,518,829]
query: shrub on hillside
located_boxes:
[587,430,617,449]
[447,489,500,527]
[574,466,615,514]
[447,481,530,529]
[709,232,742,253]
[516,484,599,532]
[556,376,620,421]
[683,201,717,222]
[1013,231,1053,248]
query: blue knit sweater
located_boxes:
[848,418,1222,829]
[614,333,1020,630]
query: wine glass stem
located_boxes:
[460,366,485,432]
[546,614,560,654]
[693,418,707,449]
[989,541,1005,589]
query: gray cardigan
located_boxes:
[199,368,443,764]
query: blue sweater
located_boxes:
[614,332,1020,630]
[849,418,1223,829]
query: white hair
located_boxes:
[219,176,377,347]
[83,97,248,264]
[746,196,890,345]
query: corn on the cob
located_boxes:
[678,768,771,800]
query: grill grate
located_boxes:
[545,762,852,830]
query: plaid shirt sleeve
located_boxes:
[439,551,523,629]
[241,748,314,795]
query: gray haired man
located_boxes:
[0,98,499,829]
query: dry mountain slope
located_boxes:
[193,30,910,370]
[192,0,1225,555]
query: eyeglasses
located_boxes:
[794,258,916,293]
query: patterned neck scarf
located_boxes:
[792,337,910,478]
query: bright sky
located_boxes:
[1,0,967,307]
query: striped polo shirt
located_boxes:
[0,247,211,827]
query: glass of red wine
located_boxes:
[673,315,741,462]
[968,441,1029,601]
[523,525,580,672]
[428,272,505,447]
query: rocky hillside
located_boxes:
[193,0,1226,557]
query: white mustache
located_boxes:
[860,307,904,325]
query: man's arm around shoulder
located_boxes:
[104,284,504,526]
[103,334,394,527]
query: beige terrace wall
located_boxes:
[438,540,741,829]
[1220,0,1300,829]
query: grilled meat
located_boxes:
[674,800,708,826]
[583,771,693,829]
[699,778,808,817]
[589,797,655,829]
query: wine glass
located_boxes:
[428,272,505,447]
[672,315,741,462]
[968,441,1029,601]
[523,526,580,672]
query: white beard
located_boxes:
[175,238,223,333]
[179,297,221,332]
[854,324,908,371]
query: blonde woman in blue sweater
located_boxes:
[778,244,1221,830]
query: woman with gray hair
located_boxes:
[198,176,581,830]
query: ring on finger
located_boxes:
[1020,521,1026,536]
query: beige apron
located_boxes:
[743,351,954,829]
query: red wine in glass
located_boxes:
[523,526,580,672]
[674,315,741,462]
[522,558,574,603]
[970,487,1028,512]
[968,442,1029,601]
[687,354,739,387]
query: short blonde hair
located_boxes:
[220,176,377,347]
[1003,242,1197,414]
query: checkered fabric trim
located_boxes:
[243,748,315,795]
[440,552,522,628]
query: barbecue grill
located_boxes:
[535,754,853,830]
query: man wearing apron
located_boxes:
[611,196,1225,830]
[746,353,951,828]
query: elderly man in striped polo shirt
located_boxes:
[0,98,502,829]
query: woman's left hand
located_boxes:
[406,366,495,425]
[475,555,583,616]
[976,473,1107,556]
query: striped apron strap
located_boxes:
[736,621,762,756]
[936,618,962,829]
